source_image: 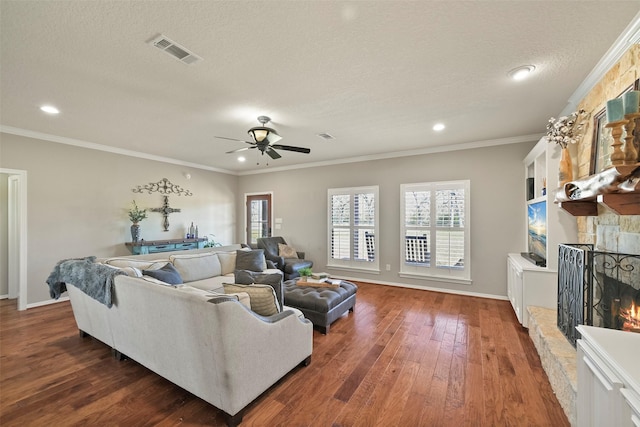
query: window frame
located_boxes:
[400,180,471,285]
[327,186,379,272]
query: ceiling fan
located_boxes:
[216,116,311,160]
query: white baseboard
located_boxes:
[26,296,70,309]
[0,294,8,300]
[331,275,509,301]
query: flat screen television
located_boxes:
[523,200,547,267]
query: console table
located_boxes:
[125,238,207,255]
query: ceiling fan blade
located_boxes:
[226,146,255,154]
[271,144,311,154]
[215,136,253,144]
[266,147,282,159]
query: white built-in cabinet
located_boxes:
[507,138,579,326]
[577,325,640,427]
[507,253,557,327]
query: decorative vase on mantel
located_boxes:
[558,147,573,188]
[130,223,141,242]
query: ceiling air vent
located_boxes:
[148,34,203,65]
[317,133,335,140]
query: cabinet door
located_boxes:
[507,256,523,324]
[577,340,624,427]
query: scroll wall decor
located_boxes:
[132,178,192,232]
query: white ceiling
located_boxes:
[1,1,639,174]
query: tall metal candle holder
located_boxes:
[605,119,629,167]
[623,113,640,165]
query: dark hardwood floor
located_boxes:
[0,282,569,426]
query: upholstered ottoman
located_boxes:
[283,280,358,334]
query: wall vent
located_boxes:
[317,133,335,140]
[148,34,203,65]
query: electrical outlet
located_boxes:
[385,264,391,271]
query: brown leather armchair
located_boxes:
[256,236,313,281]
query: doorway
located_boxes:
[2,169,27,311]
[245,193,272,246]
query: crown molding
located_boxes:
[237,133,542,176]
[2,124,540,176]
[561,11,640,116]
[0,125,236,175]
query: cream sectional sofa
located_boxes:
[64,244,313,426]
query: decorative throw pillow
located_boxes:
[278,243,299,259]
[223,283,279,316]
[235,249,267,272]
[234,269,257,285]
[170,252,221,282]
[142,262,183,285]
[234,269,283,310]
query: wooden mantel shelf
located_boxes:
[556,163,640,216]
[597,193,640,215]
[558,193,640,216]
[558,200,598,216]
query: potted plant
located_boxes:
[203,234,222,248]
[298,267,313,282]
[128,200,147,242]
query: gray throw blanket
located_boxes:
[46,256,126,308]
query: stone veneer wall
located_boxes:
[572,45,639,255]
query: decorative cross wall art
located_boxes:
[132,178,192,232]
[151,196,180,232]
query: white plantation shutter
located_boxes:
[331,194,350,260]
[400,181,470,283]
[328,187,379,271]
[435,188,465,269]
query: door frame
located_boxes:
[2,168,27,311]
[244,192,273,246]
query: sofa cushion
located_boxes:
[103,257,169,270]
[216,251,237,275]
[143,263,183,285]
[235,249,267,272]
[223,283,279,316]
[170,252,221,283]
[278,243,299,259]
[186,275,230,293]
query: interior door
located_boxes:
[246,194,272,246]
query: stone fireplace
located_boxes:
[557,243,640,347]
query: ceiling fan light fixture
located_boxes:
[248,126,282,144]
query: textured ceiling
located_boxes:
[1,1,639,173]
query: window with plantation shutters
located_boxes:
[328,186,379,271]
[400,180,470,284]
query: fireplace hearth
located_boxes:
[557,244,640,347]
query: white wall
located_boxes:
[0,130,536,306]
[237,141,536,298]
[0,173,8,297]
[0,132,238,306]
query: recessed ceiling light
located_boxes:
[40,105,60,114]
[433,123,445,131]
[508,65,535,81]
[238,156,246,162]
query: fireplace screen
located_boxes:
[557,244,640,347]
